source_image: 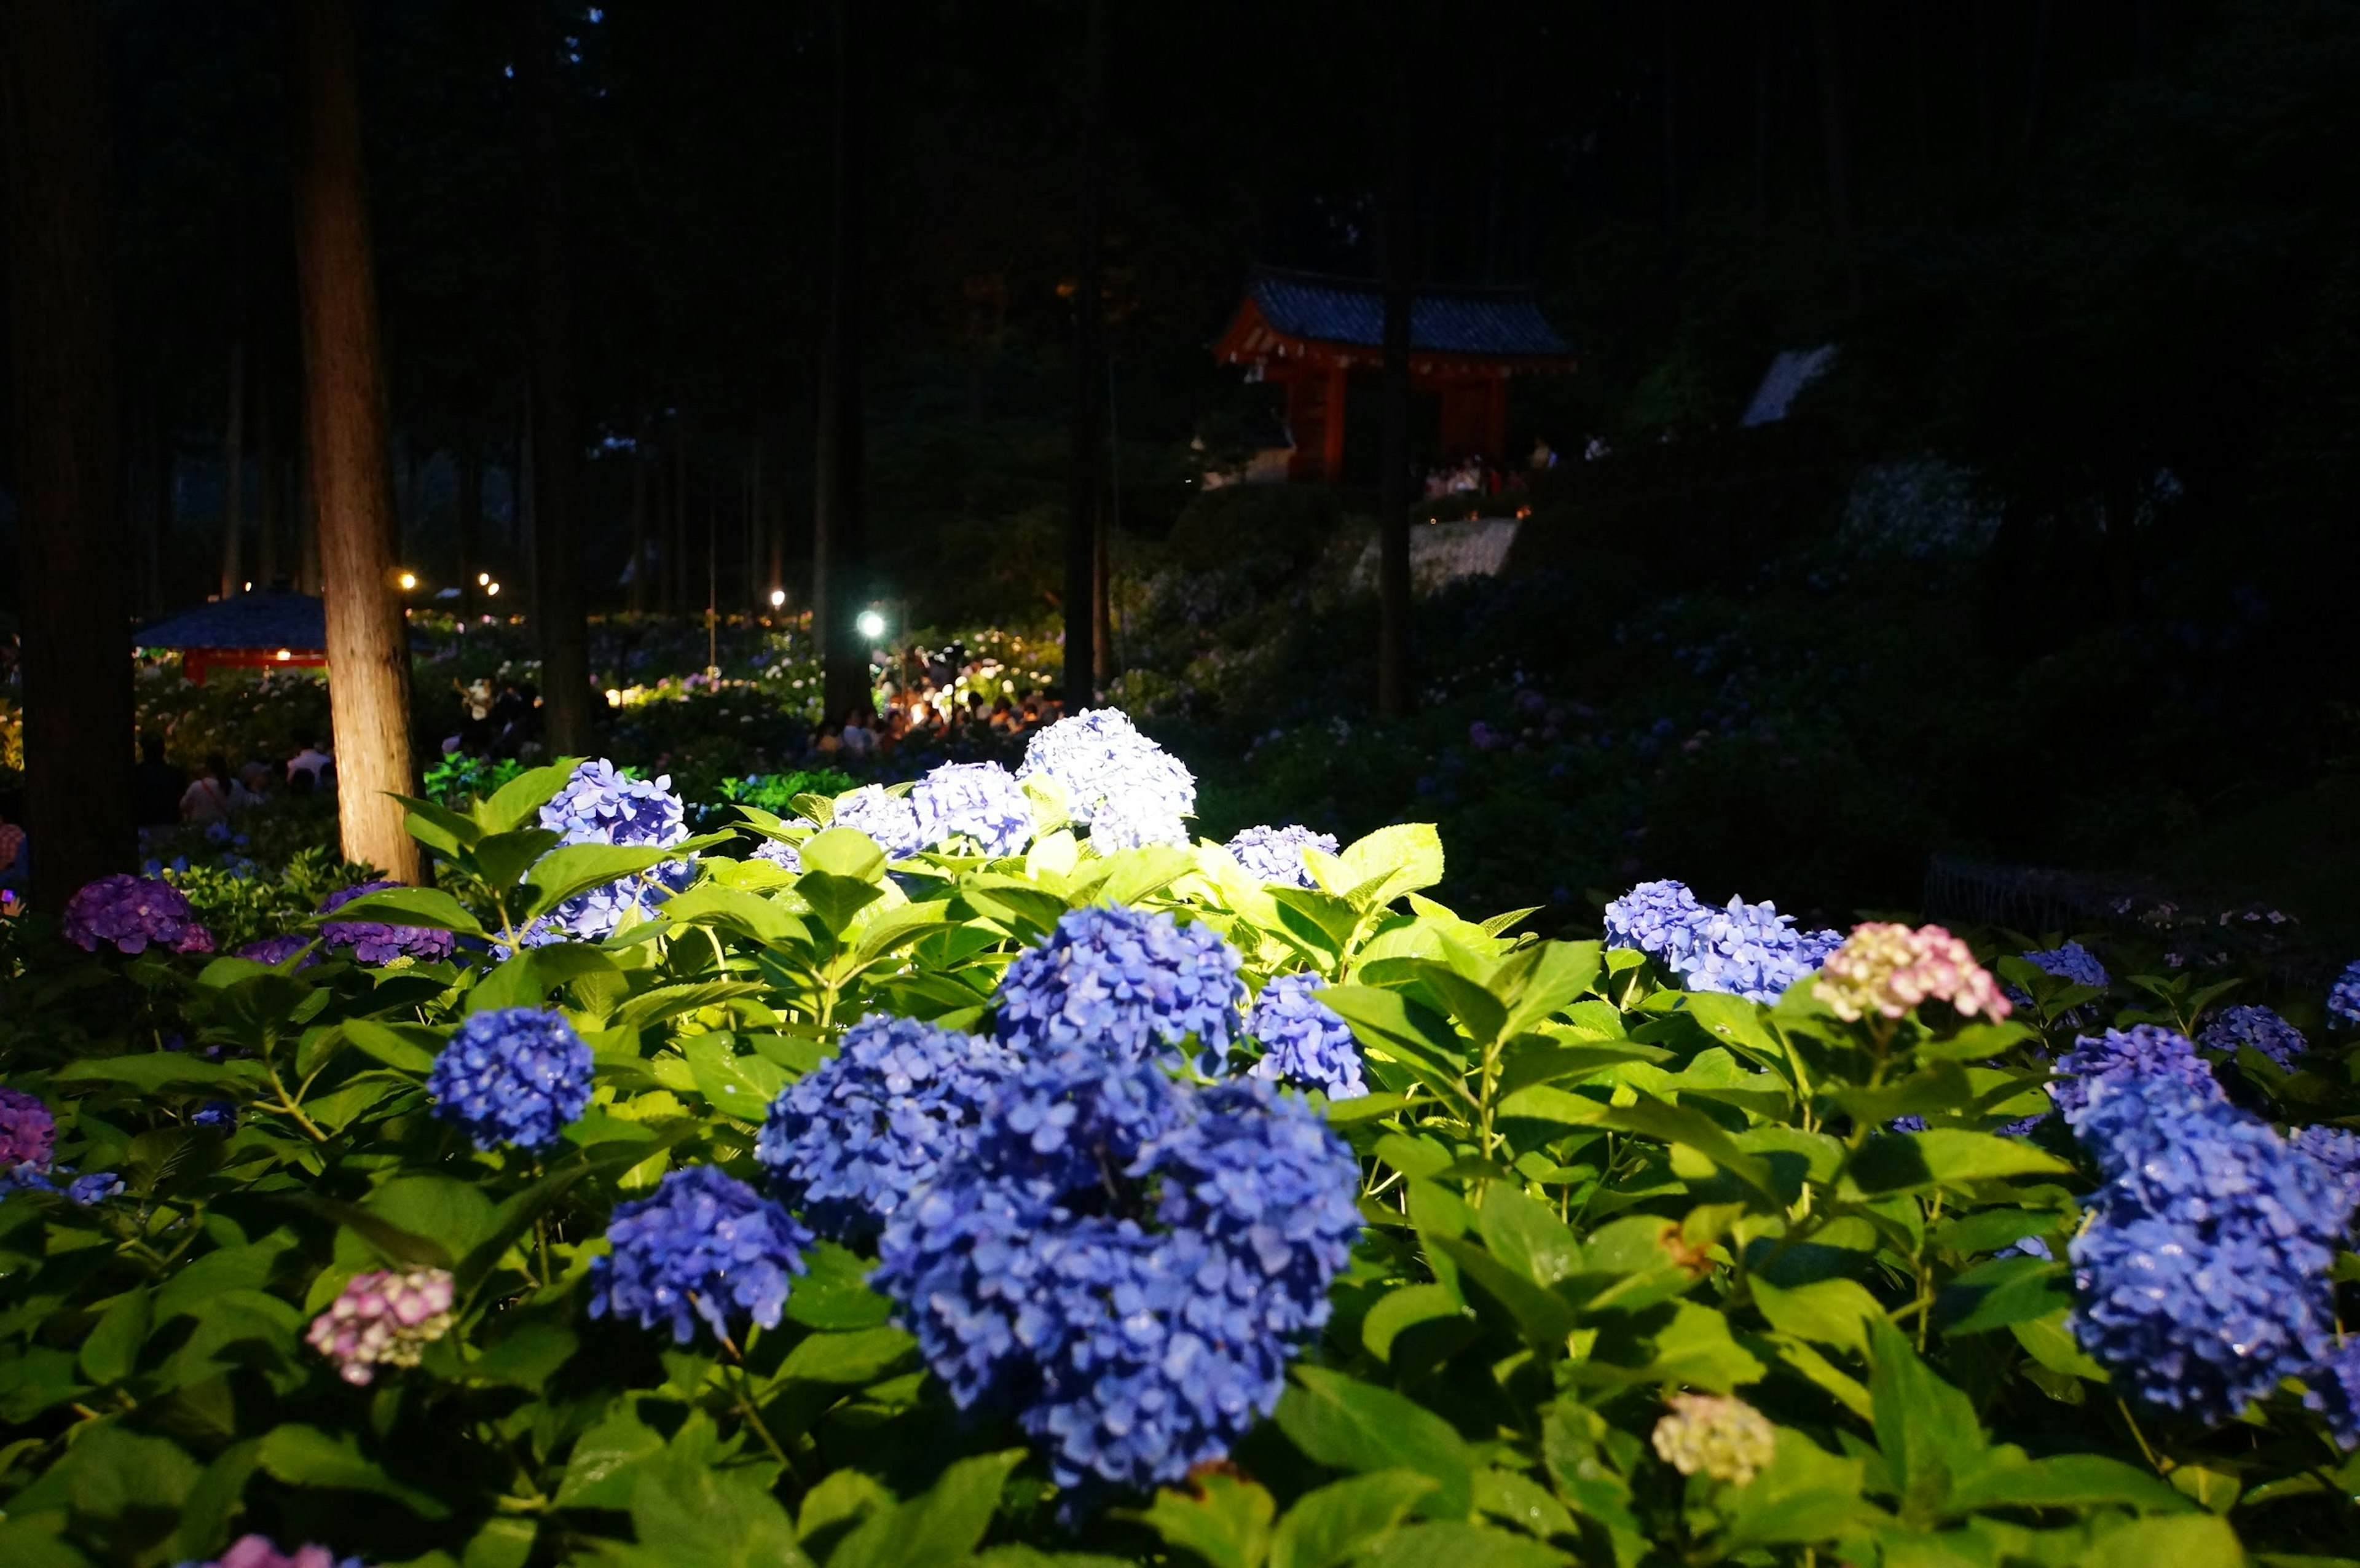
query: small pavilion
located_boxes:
[1211,265,1578,484]
[133,590,328,684]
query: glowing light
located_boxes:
[397,571,418,591]
[604,688,622,706]
[486,581,502,597]
[275,649,292,662]
[769,588,786,608]
[477,571,491,586]
[856,609,886,640]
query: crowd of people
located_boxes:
[140,732,336,830]
[809,640,1068,766]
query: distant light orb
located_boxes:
[856,609,886,640]
[397,571,418,591]
[486,581,502,597]
[274,648,292,662]
[769,588,786,609]
[477,571,491,586]
[604,688,622,706]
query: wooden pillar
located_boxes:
[1485,372,1508,464]
[1322,364,1348,485]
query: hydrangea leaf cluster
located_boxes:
[1814,922,2012,1024]
[2064,1028,2359,1441]
[1603,879,1838,1005]
[1245,974,1367,1099]
[994,906,1245,1067]
[316,880,457,965]
[533,759,696,941]
[1651,1394,1778,1485]
[426,1008,594,1152]
[875,1054,1359,1492]
[2329,960,2360,1029]
[0,1087,55,1173]
[755,1014,1017,1241]
[1225,825,1338,889]
[910,762,1033,858]
[186,1536,367,1568]
[305,1268,456,1386]
[1016,708,1195,829]
[61,873,214,956]
[830,784,926,860]
[589,1164,813,1346]
[2199,1004,2307,1070]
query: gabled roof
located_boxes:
[134,590,326,651]
[1740,345,1838,427]
[1229,265,1573,360]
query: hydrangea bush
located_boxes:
[0,723,2353,1566]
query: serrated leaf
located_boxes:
[800,826,887,882]
[1270,1470,1436,1568]
[1277,1365,1475,1519]
[1752,1276,1883,1355]
[1137,1472,1276,1568]
[302,885,486,938]
[258,1424,449,1519]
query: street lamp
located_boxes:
[856,608,886,640]
[769,588,786,609]
[396,571,418,592]
[486,581,502,597]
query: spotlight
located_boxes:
[856,609,886,640]
[486,581,502,597]
[769,588,786,609]
[396,571,417,591]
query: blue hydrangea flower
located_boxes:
[532,759,696,942]
[60,874,214,955]
[1603,879,1837,1004]
[1017,708,1195,829]
[830,785,924,860]
[2068,1056,2350,1432]
[426,1008,594,1151]
[755,1014,1017,1240]
[2330,961,2360,1029]
[192,1100,238,1131]
[2291,1125,2360,1229]
[1225,825,1338,888]
[317,880,457,965]
[1245,975,1366,1099]
[875,1054,1359,1494]
[235,933,317,968]
[2006,941,2111,1021]
[589,1164,813,1346]
[2199,1005,2307,1070]
[66,1172,123,1205]
[1086,794,1190,852]
[911,762,1033,858]
[994,906,1244,1067]
[2050,1025,2221,1123]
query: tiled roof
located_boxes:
[1248,267,1572,358]
[1740,345,1839,427]
[134,590,326,651]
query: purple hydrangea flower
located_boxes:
[532,759,696,942]
[1603,878,1836,1005]
[305,1268,456,1385]
[426,1008,594,1151]
[2023,941,2109,989]
[829,785,925,859]
[1225,825,1339,889]
[2292,1125,2360,1229]
[1016,707,1195,829]
[589,1165,814,1346]
[2330,961,2360,1029]
[911,762,1033,857]
[192,1100,238,1131]
[875,1053,1360,1493]
[317,881,457,965]
[2200,1004,2307,1070]
[0,1088,56,1172]
[755,1014,1017,1240]
[60,874,214,956]
[183,1535,366,1568]
[236,933,318,968]
[1246,974,1367,1099]
[994,906,1245,1068]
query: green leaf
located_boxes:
[471,828,565,892]
[798,871,886,936]
[1600,1094,1783,1205]
[1497,940,1603,1039]
[555,1402,666,1510]
[1138,1472,1276,1568]
[1412,962,1509,1047]
[51,1053,261,1093]
[153,1233,299,1322]
[368,1174,496,1263]
[800,826,887,882]
[467,943,620,1014]
[1948,1452,2192,1516]
[1270,887,1360,960]
[394,793,482,854]
[302,885,486,938]
[341,1017,440,1075]
[1318,986,1474,1111]
[79,1288,152,1384]
[2009,1311,2110,1382]
[1276,1365,1475,1519]
[522,843,682,919]
[1333,823,1445,911]
[1477,1185,1583,1285]
[1640,1299,1769,1391]
[1867,1319,1986,1527]
[827,1449,1022,1568]
[1751,1276,1883,1355]
[479,761,579,833]
[2081,1514,2246,1568]
[683,1033,789,1123]
[786,1242,895,1330]
[658,884,801,946]
[1351,1521,1565,1568]
[258,1424,450,1519]
[623,1457,808,1568]
[1270,1471,1436,1568]
[1363,1283,1473,1365]
[777,1327,915,1386]
[1430,1236,1579,1350]
[455,1162,594,1293]
[615,981,764,1033]
[1936,1255,2071,1336]
[1911,1129,2073,1186]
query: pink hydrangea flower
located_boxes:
[0,1087,56,1172]
[1815,921,2012,1023]
[305,1268,456,1385]
[192,1534,364,1568]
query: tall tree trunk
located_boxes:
[1753,0,1774,241]
[1,0,135,907]
[289,0,422,884]
[814,0,870,721]
[516,0,592,751]
[295,436,319,594]
[626,417,648,614]
[1809,0,1865,307]
[745,440,763,617]
[136,384,167,619]
[220,341,245,596]
[1375,48,1415,718]
[1065,0,1104,710]
[763,422,785,609]
[457,412,481,611]
[257,372,280,588]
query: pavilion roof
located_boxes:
[133,590,326,651]
[1230,266,1574,361]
